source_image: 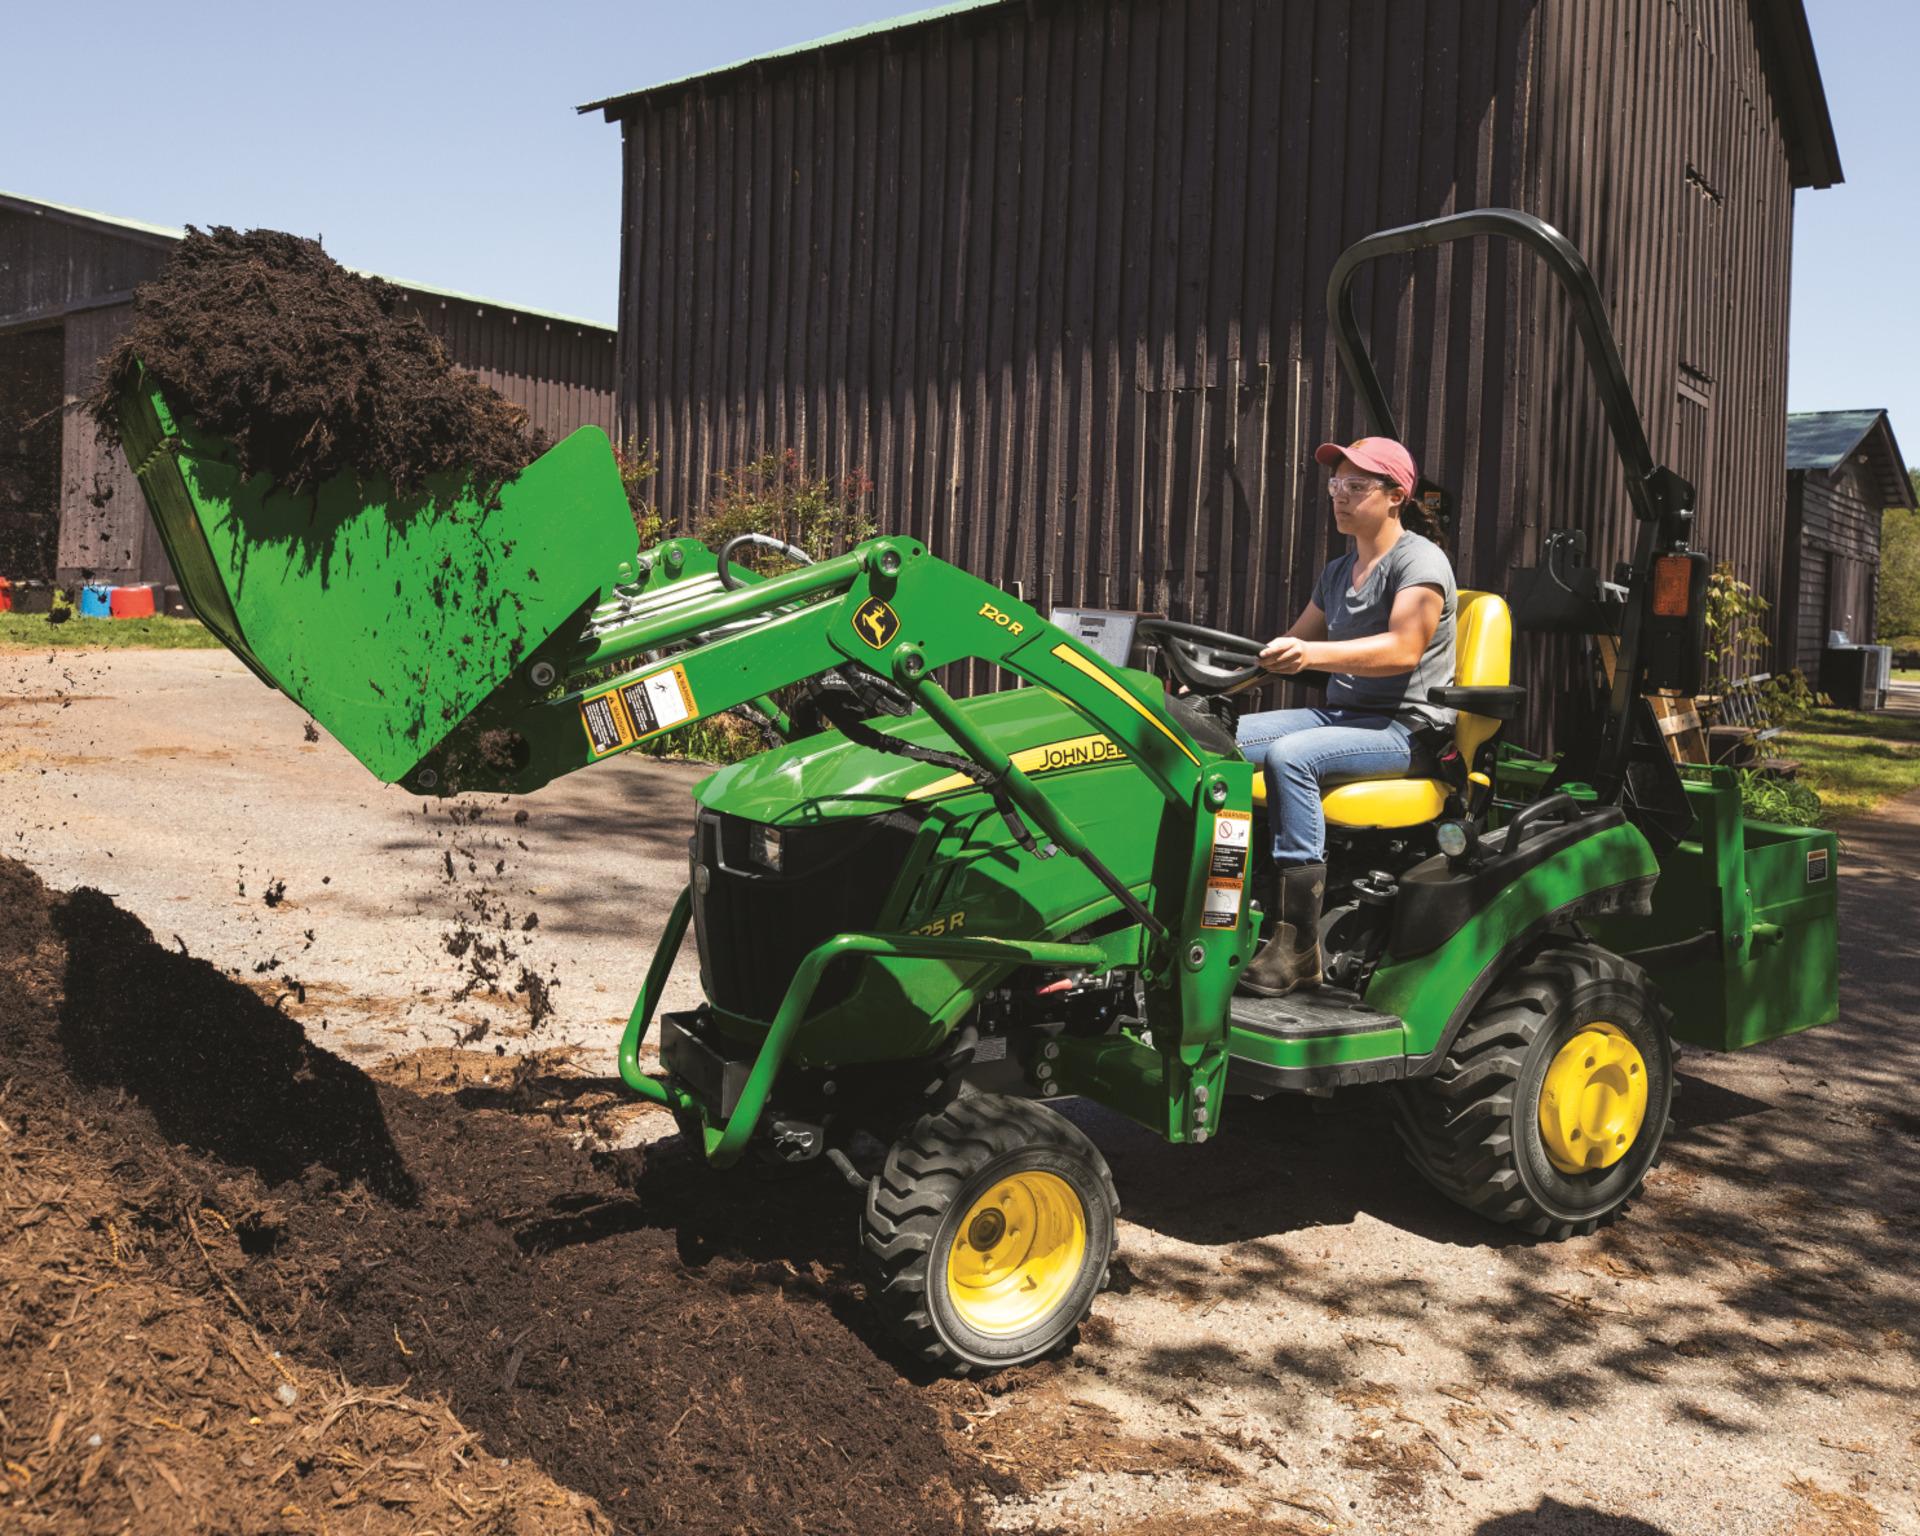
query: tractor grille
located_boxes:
[689,808,923,1022]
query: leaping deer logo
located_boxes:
[853,599,900,649]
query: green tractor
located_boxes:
[116,210,1838,1374]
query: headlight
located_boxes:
[1437,821,1471,859]
[748,823,785,873]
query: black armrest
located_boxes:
[1427,684,1526,719]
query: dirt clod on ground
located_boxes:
[0,856,990,1535]
[90,227,543,502]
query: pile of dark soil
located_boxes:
[89,228,543,502]
[0,856,989,1535]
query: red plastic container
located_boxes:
[109,584,156,618]
[0,577,12,613]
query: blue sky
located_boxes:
[4,1,1911,469]
[1789,1,1918,463]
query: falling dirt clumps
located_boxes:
[0,855,991,1536]
[89,227,544,503]
[427,798,562,1042]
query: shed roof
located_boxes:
[579,0,1843,189]
[1787,409,1912,508]
[0,190,614,332]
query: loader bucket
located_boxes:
[114,375,638,784]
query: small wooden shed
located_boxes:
[1781,409,1910,675]
[0,192,618,592]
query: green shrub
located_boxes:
[631,450,875,765]
[1734,768,1824,828]
[1757,669,1820,729]
[694,448,876,567]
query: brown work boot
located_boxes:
[1239,862,1325,997]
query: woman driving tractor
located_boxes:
[1236,436,1457,998]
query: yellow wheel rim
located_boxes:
[1538,1022,1649,1175]
[945,1170,1088,1337]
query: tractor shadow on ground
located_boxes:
[1069,1087,1536,1252]
[1083,1012,1769,1257]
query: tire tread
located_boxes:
[1392,940,1675,1240]
[861,1095,1119,1374]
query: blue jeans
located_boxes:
[1236,707,1414,866]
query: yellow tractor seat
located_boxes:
[1246,589,1514,832]
[1248,771,1448,828]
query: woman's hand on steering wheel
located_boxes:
[1258,635,1313,675]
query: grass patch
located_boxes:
[1775,706,1920,821]
[0,613,224,650]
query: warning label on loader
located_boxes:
[1201,809,1251,929]
[578,664,699,757]
[1209,810,1251,881]
[579,692,633,756]
[620,664,698,737]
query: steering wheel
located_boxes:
[1135,618,1269,695]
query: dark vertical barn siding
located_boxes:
[0,208,170,321]
[610,0,1807,705]
[398,295,617,441]
[614,0,1530,648]
[0,327,65,580]
[1515,0,1797,644]
[56,303,161,583]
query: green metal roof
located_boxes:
[1786,410,1884,470]
[1787,409,1910,506]
[0,189,613,333]
[578,0,1009,117]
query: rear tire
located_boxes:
[1393,940,1675,1239]
[862,1095,1118,1374]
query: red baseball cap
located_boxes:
[1314,436,1417,497]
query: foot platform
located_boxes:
[1226,988,1407,1094]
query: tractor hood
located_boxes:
[696,684,1144,824]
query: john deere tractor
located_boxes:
[115,210,1839,1373]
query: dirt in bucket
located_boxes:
[0,855,996,1535]
[89,227,544,503]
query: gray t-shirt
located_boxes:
[1311,531,1457,728]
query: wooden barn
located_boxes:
[584,0,1840,707]
[1781,408,1910,676]
[0,192,618,593]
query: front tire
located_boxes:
[1393,941,1675,1239]
[862,1095,1118,1374]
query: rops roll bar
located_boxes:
[1325,208,1690,528]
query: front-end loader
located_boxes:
[113,210,1839,1373]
